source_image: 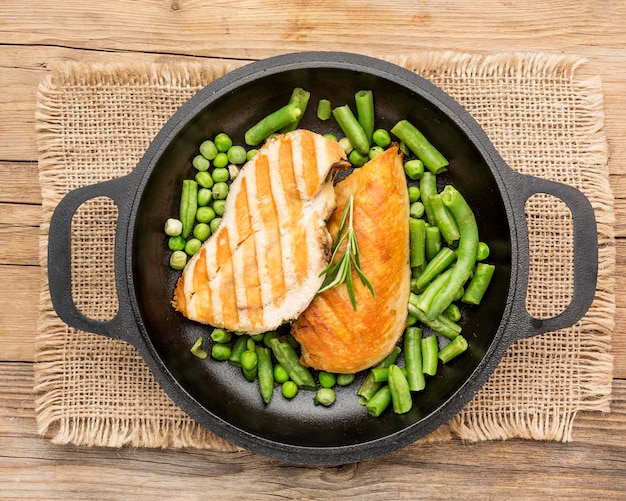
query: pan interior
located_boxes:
[131,65,512,449]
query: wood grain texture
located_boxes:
[0,0,624,496]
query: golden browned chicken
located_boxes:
[173,129,348,334]
[291,145,411,373]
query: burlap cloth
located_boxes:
[34,52,615,452]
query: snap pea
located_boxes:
[179,179,198,239]
[388,365,412,414]
[269,337,316,391]
[391,119,449,174]
[332,104,370,155]
[229,335,250,367]
[256,346,274,404]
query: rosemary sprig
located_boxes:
[318,195,376,310]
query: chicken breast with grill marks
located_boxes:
[173,129,349,334]
[291,145,411,373]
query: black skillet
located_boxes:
[47,52,598,465]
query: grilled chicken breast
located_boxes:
[173,129,348,334]
[291,145,411,373]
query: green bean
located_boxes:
[404,159,424,180]
[164,218,182,237]
[372,128,391,148]
[365,385,392,417]
[421,185,479,319]
[332,104,370,155]
[245,103,302,146]
[390,119,449,174]
[256,346,274,404]
[414,247,457,289]
[179,179,198,238]
[409,218,426,268]
[281,381,299,399]
[388,365,412,414]
[314,388,336,407]
[355,90,375,145]
[214,132,232,152]
[229,335,250,367]
[477,241,490,261]
[199,139,218,160]
[262,331,279,348]
[406,313,418,327]
[273,364,290,384]
[417,266,455,312]
[357,346,401,404]
[212,152,229,169]
[438,335,468,364]
[419,172,437,225]
[197,187,212,206]
[195,171,214,189]
[168,236,186,252]
[443,303,461,322]
[190,336,207,359]
[196,206,216,224]
[429,194,460,245]
[211,328,231,344]
[250,333,265,343]
[408,185,421,203]
[227,145,247,165]
[408,294,461,340]
[193,223,211,241]
[184,238,202,256]
[404,327,425,392]
[421,335,439,376]
[462,263,495,305]
[318,371,337,388]
[269,337,316,390]
[317,98,332,121]
[211,343,232,361]
[336,373,355,386]
[371,366,407,383]
[192,154,210,172]
[280,88,311,133]
[425,226,442,261]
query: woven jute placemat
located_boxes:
[34,52,614,451]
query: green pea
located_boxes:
[211,152,228,169]
[197,187,212,206]
[349,148,368,167]
[211,343,232,361]
[212,167,230,183]
[193,223,211,241]
[410,201,425,219]
[169,250,187,270]
[408,185,421,203]
[477,241,490,261]
[368,146,384,159]
[210,217,222,233]
[164,218,183,236]
[184,238,202,256]
[246,149,258,161]
[336,373,355,386]
[199,140,218,160]
[192,154,210,171]
[318,371,337,388]
[263,331,279,348]
[323,133,338,142]
[314,388,336,407]
[240,350,258,372]
[273,364,290,384]
[404,159,425,180]
[196,206,216,223]
[213,200,226,216]
[212,182,229,200]
[373,128,391,147]
[211,328,231,344]
[281,381,299,399]
[227,145,247,165]
[214,133,232,152]
[168,235,186,251]
[195,171,214,189]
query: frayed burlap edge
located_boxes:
[34,52,614,450]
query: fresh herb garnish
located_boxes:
[318,195,375,310]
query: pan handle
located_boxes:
[47,172,141,346]
[508,171,598,339]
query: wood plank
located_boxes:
[1,362,625,499]
[0,162,41,204]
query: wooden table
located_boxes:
[2,1,625,498]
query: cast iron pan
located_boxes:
[47,52,598,465]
